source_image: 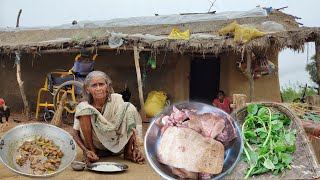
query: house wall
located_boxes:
[0,51,190,113]
[219,50,281,102]
[0,49,281,114]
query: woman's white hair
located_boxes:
[82,71,115,104]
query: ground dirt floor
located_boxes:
[0,113,159,180]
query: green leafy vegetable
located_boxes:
[263,159,275,170]
[248,104,259,116]
[242,104,296,179]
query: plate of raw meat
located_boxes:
[144,102,243,180]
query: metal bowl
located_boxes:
[0,123,77,177]
[144,102,243,180]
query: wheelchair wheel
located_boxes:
[44,110,55,123]
[53,80,84,125]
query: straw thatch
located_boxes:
[0,10,319,55]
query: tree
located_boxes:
[306,55,317,84]
[306,55,320,95]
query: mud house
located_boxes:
[0,7,319,116]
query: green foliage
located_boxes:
[306,55,317,84]
[242,104,296,179]
[280,82,317,102]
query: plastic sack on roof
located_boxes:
[168,28,190,39]
[144,91,167,117]
[218,20,266,43]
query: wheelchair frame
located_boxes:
[35,54,97,120]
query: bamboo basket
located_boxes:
[309,134,320,163]
[225,102,320,180]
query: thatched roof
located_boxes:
[0,8,320,55]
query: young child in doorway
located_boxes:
[212,90,232,114]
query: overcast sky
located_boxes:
[1,0,319,88]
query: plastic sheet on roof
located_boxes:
[1,7,267,32]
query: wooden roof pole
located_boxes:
[31,45,154,54]
[133,46,145,143]
[133,46,145,112]
[15,9,31,120]
[15,51,31,119]
[245,49,254,102]
[133,46,146,124]
[316,40,320,95]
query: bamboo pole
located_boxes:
[245,50,254,102]
[316,40,320,95]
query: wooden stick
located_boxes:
[15,51,31,119]
[25,45,154,54]
[207,0,217,13]
[16,9,22,28]
[316,40,320,95]
[276,6,288,11]
[14,10,31,119]
[51,91,67,127]
[245,50,254,102]
[133,46,145,112]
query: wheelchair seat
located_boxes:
[73,60,95,76]
[47,74,74,93]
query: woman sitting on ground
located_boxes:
[72,71,145,164]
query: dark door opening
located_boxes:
[189,57,220,104]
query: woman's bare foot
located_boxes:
[124,133,146,164]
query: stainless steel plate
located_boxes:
[144,102,244,180]
[89,162,128,172]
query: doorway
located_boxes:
[189,57,220,104]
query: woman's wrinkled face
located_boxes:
[86,76,108,100]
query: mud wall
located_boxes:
[0,51,190,113]
[219,50,281,102]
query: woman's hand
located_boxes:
[85,150,99,162]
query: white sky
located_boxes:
[1,0,319,88]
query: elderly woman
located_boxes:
[72,71,145,164]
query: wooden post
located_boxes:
[316,41,320,95]
[133,46,145,109]
[133,46,145,143]
[15,51,31,119]
[245,50,254,102]
[14,10,30,119]
[231,94,247,110]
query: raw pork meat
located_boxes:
[157,127,225,175]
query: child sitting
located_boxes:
[0,98,10,126]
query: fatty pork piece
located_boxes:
[215,116,237,146]
[185,110,237,145]
[157,127,225,175]
[186,111,225,139]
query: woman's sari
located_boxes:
[74,93,141,153]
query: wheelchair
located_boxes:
[35,53,97,124]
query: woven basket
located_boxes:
[309,134,320,163]
[224,102,320,180]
